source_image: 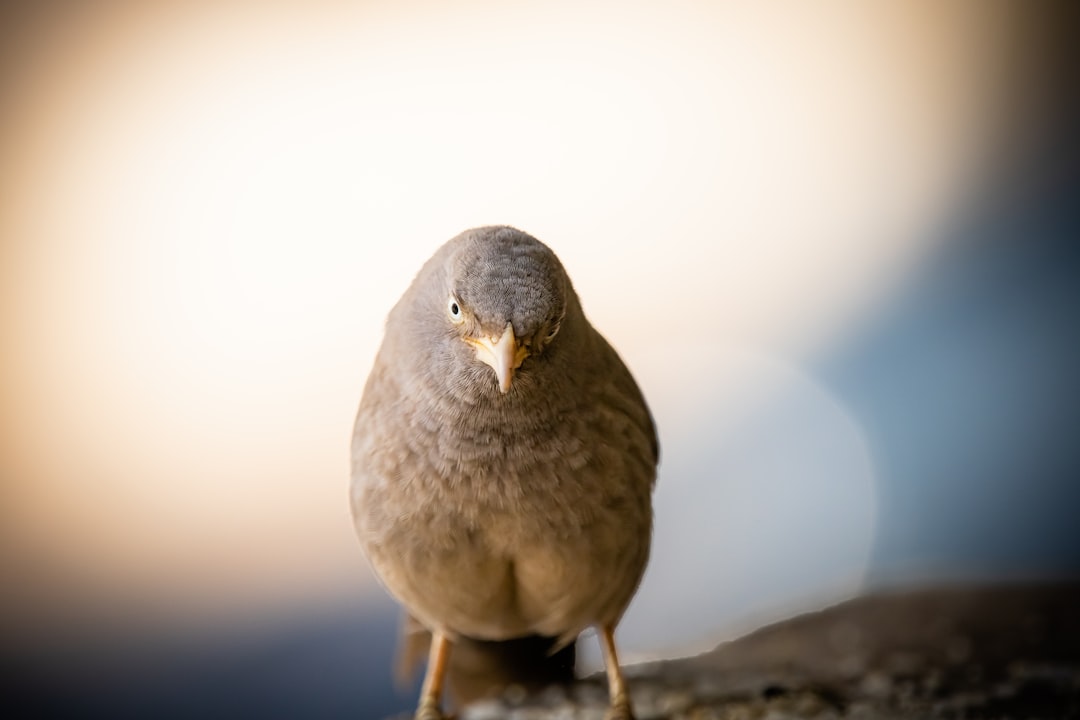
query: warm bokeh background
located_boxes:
[2,1,1076,717]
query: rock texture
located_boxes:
[449,582,1080,719]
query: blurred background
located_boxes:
[1,0,1077,717]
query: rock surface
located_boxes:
[446,582,1080,719]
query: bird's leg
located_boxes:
[415,630,451,720]
[598,624,634,720]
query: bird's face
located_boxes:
[442,230,568,394]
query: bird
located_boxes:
[350,226,658,720]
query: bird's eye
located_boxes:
[447,296,465,324]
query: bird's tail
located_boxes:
[397,615,576,707]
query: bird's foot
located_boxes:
[414,697,445,720]
[604,692,635,720]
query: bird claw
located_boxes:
[604,693,635,720]
[414,698,445,720]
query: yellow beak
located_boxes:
[468,323,529,393]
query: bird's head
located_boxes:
[439,227,570,394]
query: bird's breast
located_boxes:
[352,368,654,639]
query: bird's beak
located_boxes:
[468,323,529,393]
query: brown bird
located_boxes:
[351,226,657,719]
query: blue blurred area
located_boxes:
[817,67,1080,584]
[3,598,416,719]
